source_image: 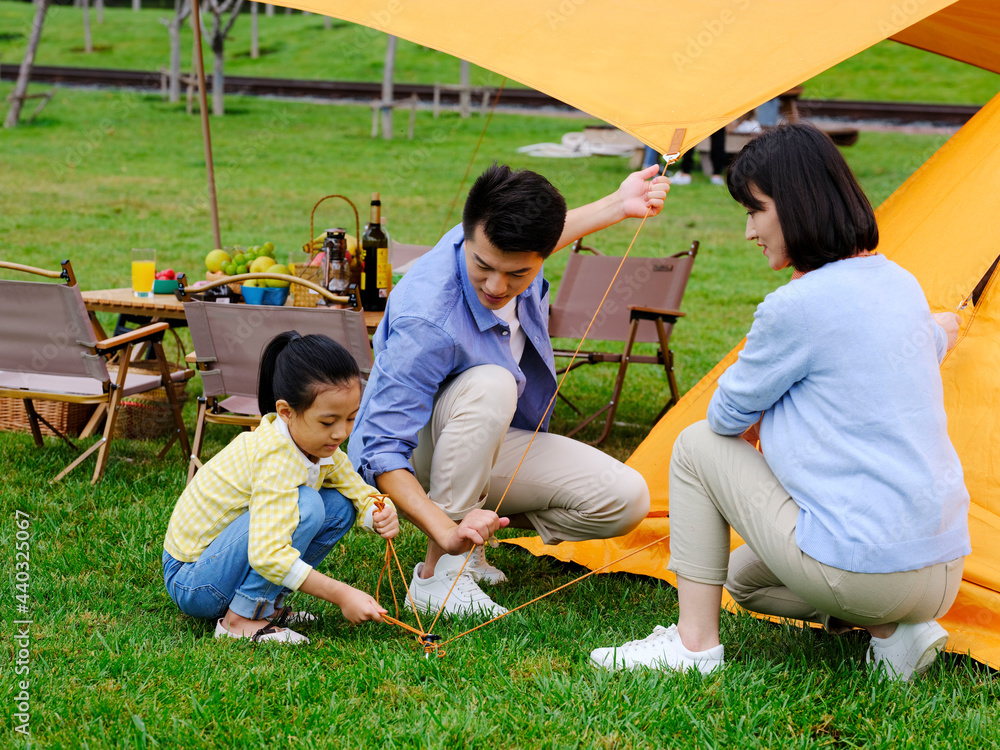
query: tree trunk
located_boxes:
[5,0,50,129]
[133,0,141,10]
[212,13,224,116]
[168,18,182,102]
[250,2,258,59]
[82,0,93,53]
[380,35,397,140]
[324,16,331,30]
[265,3,273,16]
[96,0,103,24]
[163,0,190,104]
[460,60,471,118]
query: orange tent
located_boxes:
[277,0,1000,667]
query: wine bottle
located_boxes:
[361,192,389,311]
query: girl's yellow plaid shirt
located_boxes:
[164,413,394,590]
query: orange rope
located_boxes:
[425,158,676,632]
[440,78,508,236]
[377,156,680,654]
[438,534,669,647]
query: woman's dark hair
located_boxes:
[462,163,567,259]
[257,331,360,415]
[726,122,878,272]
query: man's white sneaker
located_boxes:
[590,624,724,674]
[866,620,948,681]
[407,562,508,619]
[436,545,508,585]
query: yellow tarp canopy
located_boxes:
[517,86,1000,669]
[280,0,1000,667]
[284,0,960,153]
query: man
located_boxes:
[349,163,668,617]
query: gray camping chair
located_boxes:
[180,274,373,483]
[548,239,699,445]
[0,259,192,484]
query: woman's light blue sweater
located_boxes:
[708,254,970,573]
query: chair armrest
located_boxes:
[628,305,685,322]
[95,322,170,352]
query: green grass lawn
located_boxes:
[1,1,999,103]
[2,32,998,750]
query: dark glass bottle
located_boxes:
[325,228,350,306]
[360,192,389,311]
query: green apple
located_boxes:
[205,249,231,273]
[265,264,292,287]
[250,256,276,274]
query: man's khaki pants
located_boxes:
[667,421,963,628]
[411,366,650,545]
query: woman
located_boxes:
[591,123,969,681]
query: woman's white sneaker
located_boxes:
[590,624,724,674]
[866,620,948,681]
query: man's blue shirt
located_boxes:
[348,224,557,486]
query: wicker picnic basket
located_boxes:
[0,398,96,437]
[108,332,189,440]
[293,194,361,307]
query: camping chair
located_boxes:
[180,274,374,483]
[390,240,433,275]
[0,260,192,484]
[548,239,699,445]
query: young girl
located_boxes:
[591,123,969,680]
[163,332,399,644]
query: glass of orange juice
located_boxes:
[131,248,156,298]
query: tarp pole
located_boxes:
[190,0,222,250]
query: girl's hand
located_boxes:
[338,585,387,624]
[618,164,670,219]
[373,504,399,540]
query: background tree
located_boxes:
[4,0,50,129]
[159,0,192,104]
[202,0,245,116]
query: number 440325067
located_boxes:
[14,509,30,606]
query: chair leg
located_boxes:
[90,386,124,485]
[187,397,208,485]
[152,341,191,457]
[653,318,680,421]
[593,320,640,445]
[565,321,639,445]
[23,399,45,447]
[79,403,107,439]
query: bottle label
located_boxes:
[376,247,389,288]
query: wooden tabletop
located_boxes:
[81,288,384,332]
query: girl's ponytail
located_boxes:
[257,331,299,415]
[257,331,361,415]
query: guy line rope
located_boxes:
[376,125,689,658]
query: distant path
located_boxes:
[0,63,982,127]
